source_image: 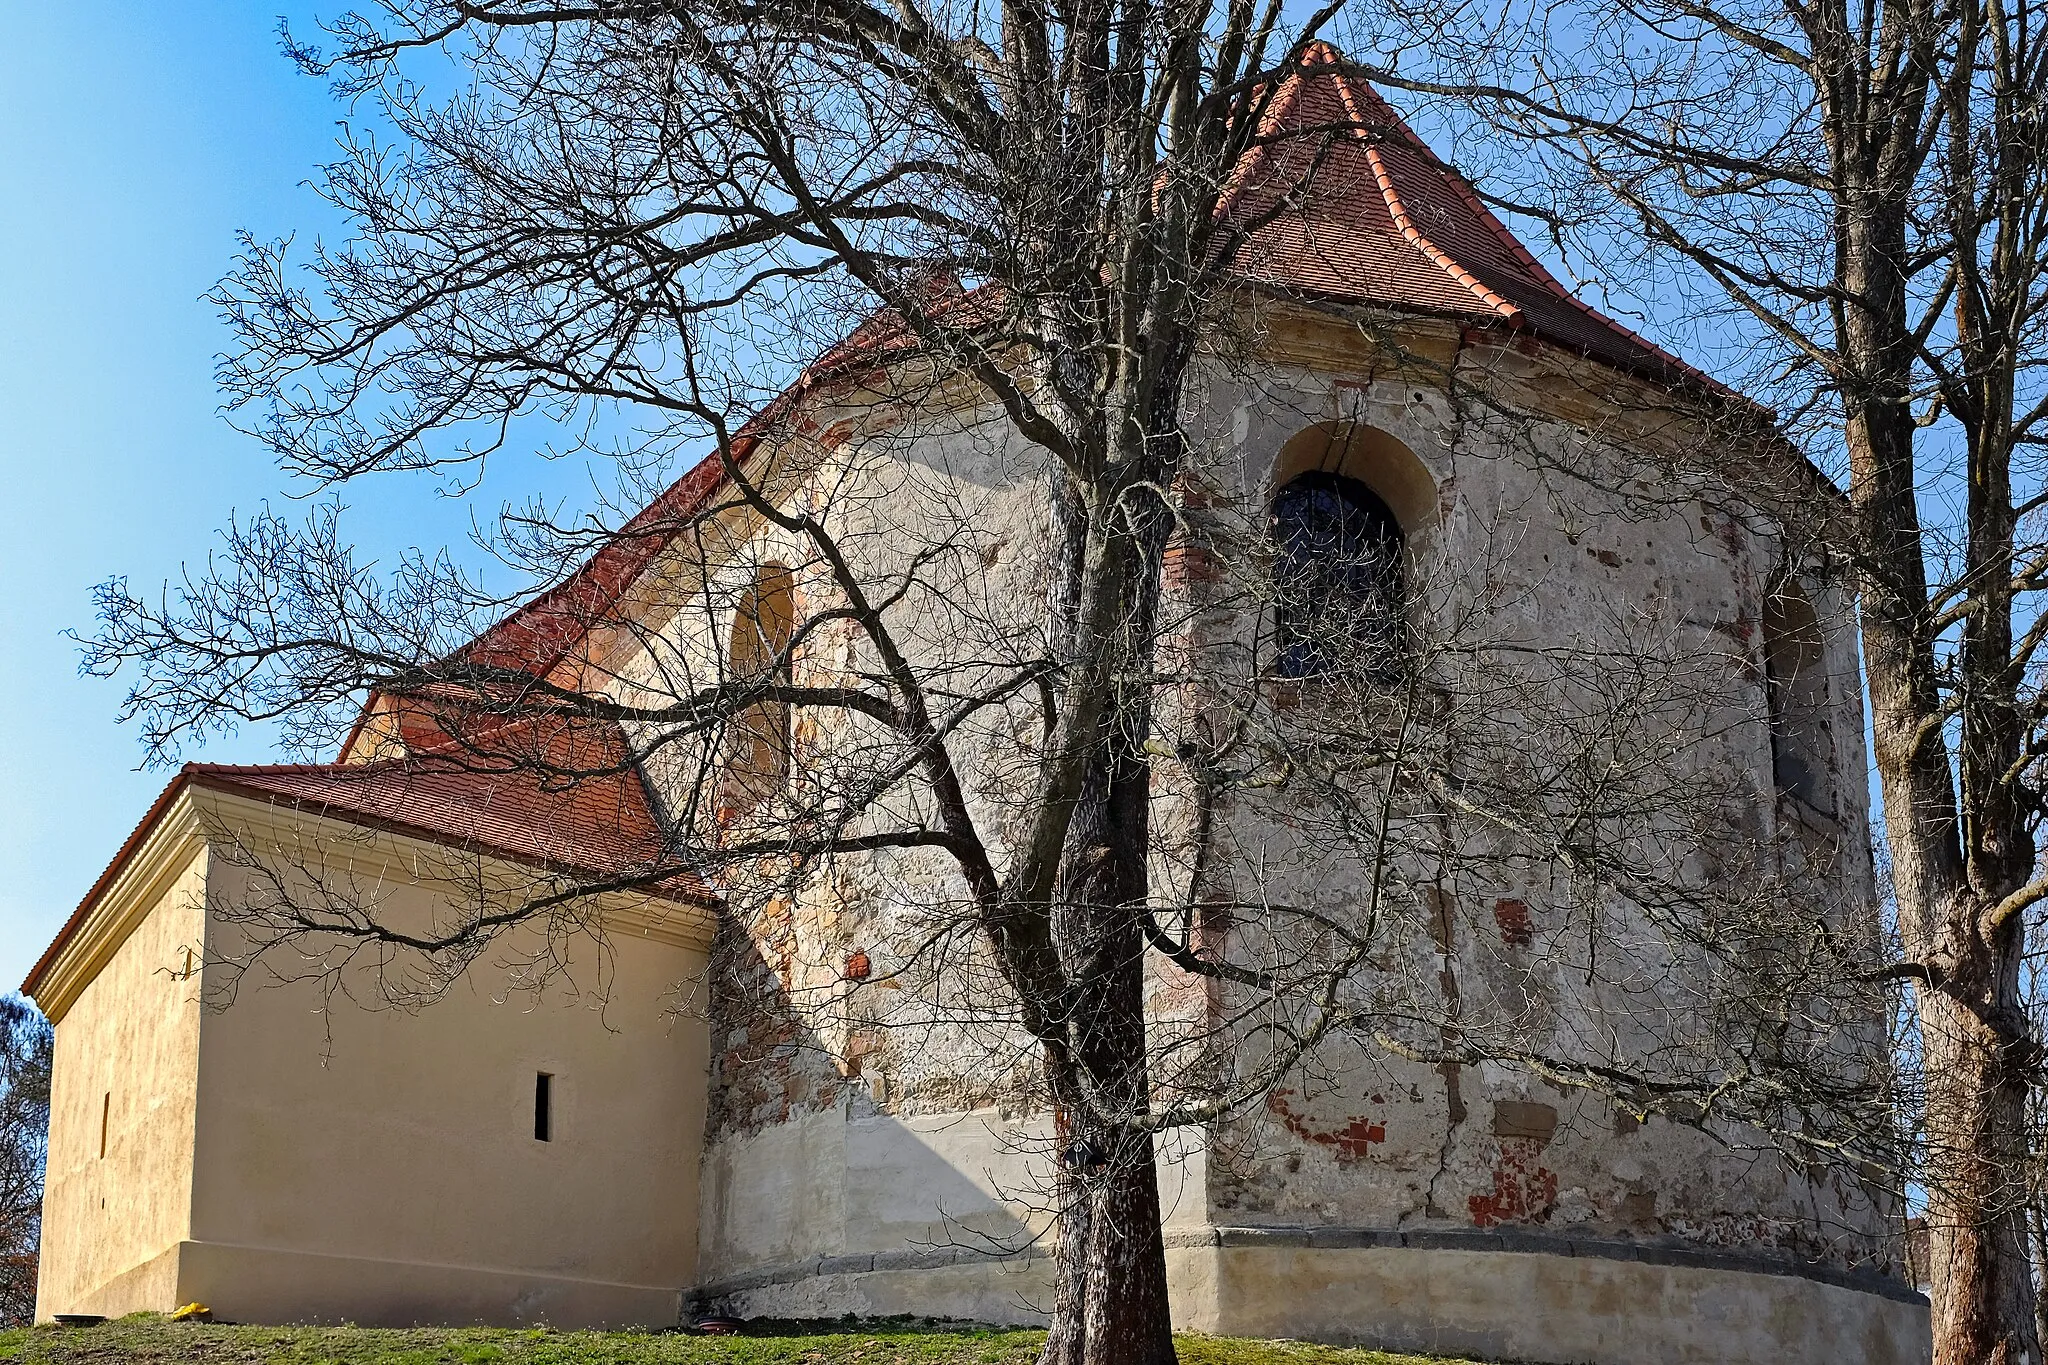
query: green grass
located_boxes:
[0,1317,1482,1365]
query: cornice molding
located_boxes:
[31,788,210,1024]
[30,780,715,1025]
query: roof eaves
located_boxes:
[21,768,197,1001]
[190,765,719,908]
[22,761,718,1004]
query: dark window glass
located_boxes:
[534,1072,553,1142]
[1271,472,1405,679]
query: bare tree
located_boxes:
[80,8,1909,1363]
[1339,0,2048,1356]
[0,997,53,1326]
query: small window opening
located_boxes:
[534,1072,553,1142]
[99,1092,110,1159]
[1763,581,1835,815]
[719,561,797,816]
[1270,472,1405,679]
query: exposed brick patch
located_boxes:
[1267,1088,1386,1161]
[1468,1136,1558,1226]
[1163,543,1223,588]
[1493,897,1534,947]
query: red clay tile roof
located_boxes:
[452,277,993,687]
[22,717,711,1000]
[458,452,734,680]
[198,761,707,900]
[1221,43,1716,389]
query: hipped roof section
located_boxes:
[1221,44,1717,388]
[22,714,711,1001]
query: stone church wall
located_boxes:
[604,317,1918,1361]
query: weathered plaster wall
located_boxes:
[607,310,1908,1353]
[1178,344,1888,1269]
[36,845,208,1320]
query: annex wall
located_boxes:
[35,844,209,1321]
[34,790,716,1332]
[178,843,712,1329]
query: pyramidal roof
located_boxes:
[1222,43,1708,384]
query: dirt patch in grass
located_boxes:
[0,1317,1482,1365]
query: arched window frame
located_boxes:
[717,560,796,818]
[1268,470,1407,680]
[1761,577,1836,817]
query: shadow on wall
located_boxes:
[698,911,1205,1299]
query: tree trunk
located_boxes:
[1042,1029,1177,1365]
[1080,1122,1175,1363]
[1037,684,1178,1365]
[1038,458,1178,1365]
[1833,169,2043,1361]
[1919,919,2039,1365]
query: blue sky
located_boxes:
[0,6,602,993]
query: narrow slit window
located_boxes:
[99,1092,110,1159]
[534,1072,553,1142]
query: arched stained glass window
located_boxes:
[1270,472,1405,679]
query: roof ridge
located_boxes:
[187,766,712,897]
[1322,60,1524,326]
[1359,140,1525,326]
[1209,51,1314,237]
[1328,70,1722,391]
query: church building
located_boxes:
[25,49,1930,1365]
